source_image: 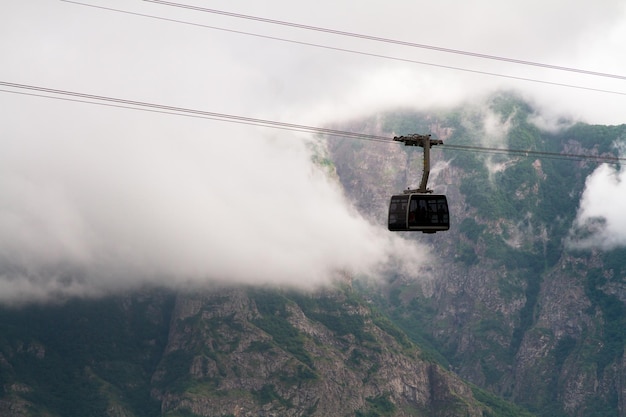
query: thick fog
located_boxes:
[569,152,626,250]
[1,0,625,304]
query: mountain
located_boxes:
[326,92,626,417]
[0,286,530,417]
[2,92,625,417]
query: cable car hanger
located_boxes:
[394,134,443,193]
[388,134,450,233]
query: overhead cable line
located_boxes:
[60,1,626,97]
[443,143,623,164]
[1,81,624,165]
[0,81,389,143]
[143,0,626,81]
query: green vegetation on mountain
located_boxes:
[0,285,534,417]
[0,293,175,417]
[2,92,626,417]
[350,92,626,417]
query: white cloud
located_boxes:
[568,154,626,250]
[0,94,431,305]
[1,0,625,303]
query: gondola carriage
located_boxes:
[388,193,449,233]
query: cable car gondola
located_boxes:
[388,193,449,233]
[387,134,450,233]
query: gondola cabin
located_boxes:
[388,193,449,233]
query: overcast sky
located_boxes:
[1,0,625,304]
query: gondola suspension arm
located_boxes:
[393,134,443,194]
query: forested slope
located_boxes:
[0,287,532,417]
[1,92,625,417]
[328,92,626,417]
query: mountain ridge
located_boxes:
[1,286,516,417]
[2,92,626,416]
[327,92,626,416]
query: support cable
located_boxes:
[59,0,626,97]
[1,80,624,165]
[143,0,626,81]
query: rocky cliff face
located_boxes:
[0,286,497,417]
[4,93,624,417]
[326,94,626,416]
[151,287,485,417]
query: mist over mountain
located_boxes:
[3,1,626,415]
[327,92,626,417]
[2,93,626,417]
[3,0,626,307]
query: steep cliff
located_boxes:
[0,287,526,417]
[152,287,486,417]
[3,92,623,417]
[326,92,626,417]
